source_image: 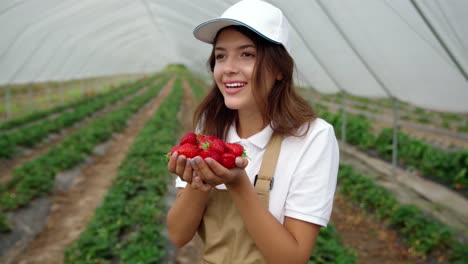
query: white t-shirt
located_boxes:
[175,118,339,226]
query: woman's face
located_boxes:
[213,28,276,113]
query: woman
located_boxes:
[167,1,339,263]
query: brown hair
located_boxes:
[193,26,315,140]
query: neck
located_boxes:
[236,110,266,139]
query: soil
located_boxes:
[1,77,465,264]
[3,78,174,264]
[171,79,204,264]
[331,194,426,264]
[0,85,152,184]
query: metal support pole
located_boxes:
[28,85,33,114]
[81,79,85,97]
[61,85,65,104]
[410,0,468,81]
[47,85,51,107]
[5,86,11,120]
[392,98,399,177]
[341,93,347,143]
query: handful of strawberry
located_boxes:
[168,132,246,169]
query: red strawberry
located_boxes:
[165,145,180,161]
[198,149,221,163]
[177,143,199,158]
[180,132,197,146]
[220,152,236,169]
[169,145,179,155]
[197,134,206,142]
[200,135,226,154]
[225,143,246,157]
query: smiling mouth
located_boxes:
[225,82,246,88]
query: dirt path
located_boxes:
[339,142,468,235]
[9,78,175,264]
[167,78,204,264]
[0,83,156,184]
[331,194,425,264]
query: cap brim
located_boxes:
[193,18,281,45]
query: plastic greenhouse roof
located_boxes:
[0,0,467,112]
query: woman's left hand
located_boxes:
[189,156,248,187]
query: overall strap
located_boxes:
[254,133,283,208]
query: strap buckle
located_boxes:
[254,175,274,190]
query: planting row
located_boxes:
[64,76,183,263]
[0,76,170,231]
[63,73,356,263]
[309,224,357,263]
[338,164,468,262]
[0,77,159,159]
[316,103,468,191]
[0,77,153,131]
[185,74,206,102]
[318,92,468,133]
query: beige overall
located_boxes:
[197,134,283,264]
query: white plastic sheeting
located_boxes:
[0,0,467,112]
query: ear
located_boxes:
[276,72,284,81]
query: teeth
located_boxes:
[225,82,245,88]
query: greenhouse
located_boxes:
[0,0,467,263]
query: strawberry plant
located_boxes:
[0,76,158,158]
[338,164,467,260]
[65,76,183,263]
[0,77,158,131]
[186,75,206,102]
[0,76,170,213]
[310,224,357,263]
[318,105,468,191]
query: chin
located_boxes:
[224,100,242,110]
[224,104,240,110]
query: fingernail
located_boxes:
[172,152,178,159]
[178,156,186,164]
[192,157,201,165]
[235,157,243,166]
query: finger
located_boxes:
[182,159,193,183]
[191,156,223,184]
[175,155,187,176]
[190,156,210,175]
[205,158,229,176]
[199,181,212,192]
[235,157,248,169]
[192,176,212,192]
[190,176,200,190]
[167,151,178,172]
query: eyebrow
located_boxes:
[214,44,256,51]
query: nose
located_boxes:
[223,56,239,75]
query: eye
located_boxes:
[241,52,254,57]
[215,54,225,60]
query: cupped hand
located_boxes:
[167,152,213,192]
[190,156,249,187]
[167,152,194,183]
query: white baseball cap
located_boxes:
[193,0,291,53]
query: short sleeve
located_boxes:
[175,176,188,188]
[284,124,339,227]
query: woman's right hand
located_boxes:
[168,152,194,183]
[167,152,212,192]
